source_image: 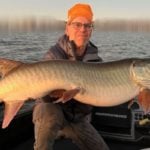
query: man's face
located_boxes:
[66,17,93,47]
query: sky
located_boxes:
[0,0,150,20]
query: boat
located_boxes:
[0,99,150,150]
[92,100,150,142]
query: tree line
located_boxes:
[0,18,150,32]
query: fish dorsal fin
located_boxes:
[2,101,24,128]
[0,58,22,78]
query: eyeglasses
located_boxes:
[69,22,93,30]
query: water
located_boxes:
[0,30,150,62]
[92,31,150,61]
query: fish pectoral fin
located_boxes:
[0,58,23,78]
[50,89,66,98]
[2,101,24,129]
[138,89,150,114]
[53,87,81,103]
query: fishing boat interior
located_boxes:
[0,99,150,150]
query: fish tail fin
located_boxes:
[0,58,22,78]
[2,101,24,128]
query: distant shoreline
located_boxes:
[0,18,150,32]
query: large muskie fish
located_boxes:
[0,58,150,128]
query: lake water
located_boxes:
[0,30,150,62]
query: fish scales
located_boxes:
[0,58,150,128]
[0,59,138,104]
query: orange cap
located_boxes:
[67,3,93,23]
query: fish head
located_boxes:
[131,58,150,89]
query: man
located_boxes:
[33,3,109,150]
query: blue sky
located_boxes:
[1,0,150,20]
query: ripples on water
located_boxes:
[0,30,150,62]
[92,31,150,61]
